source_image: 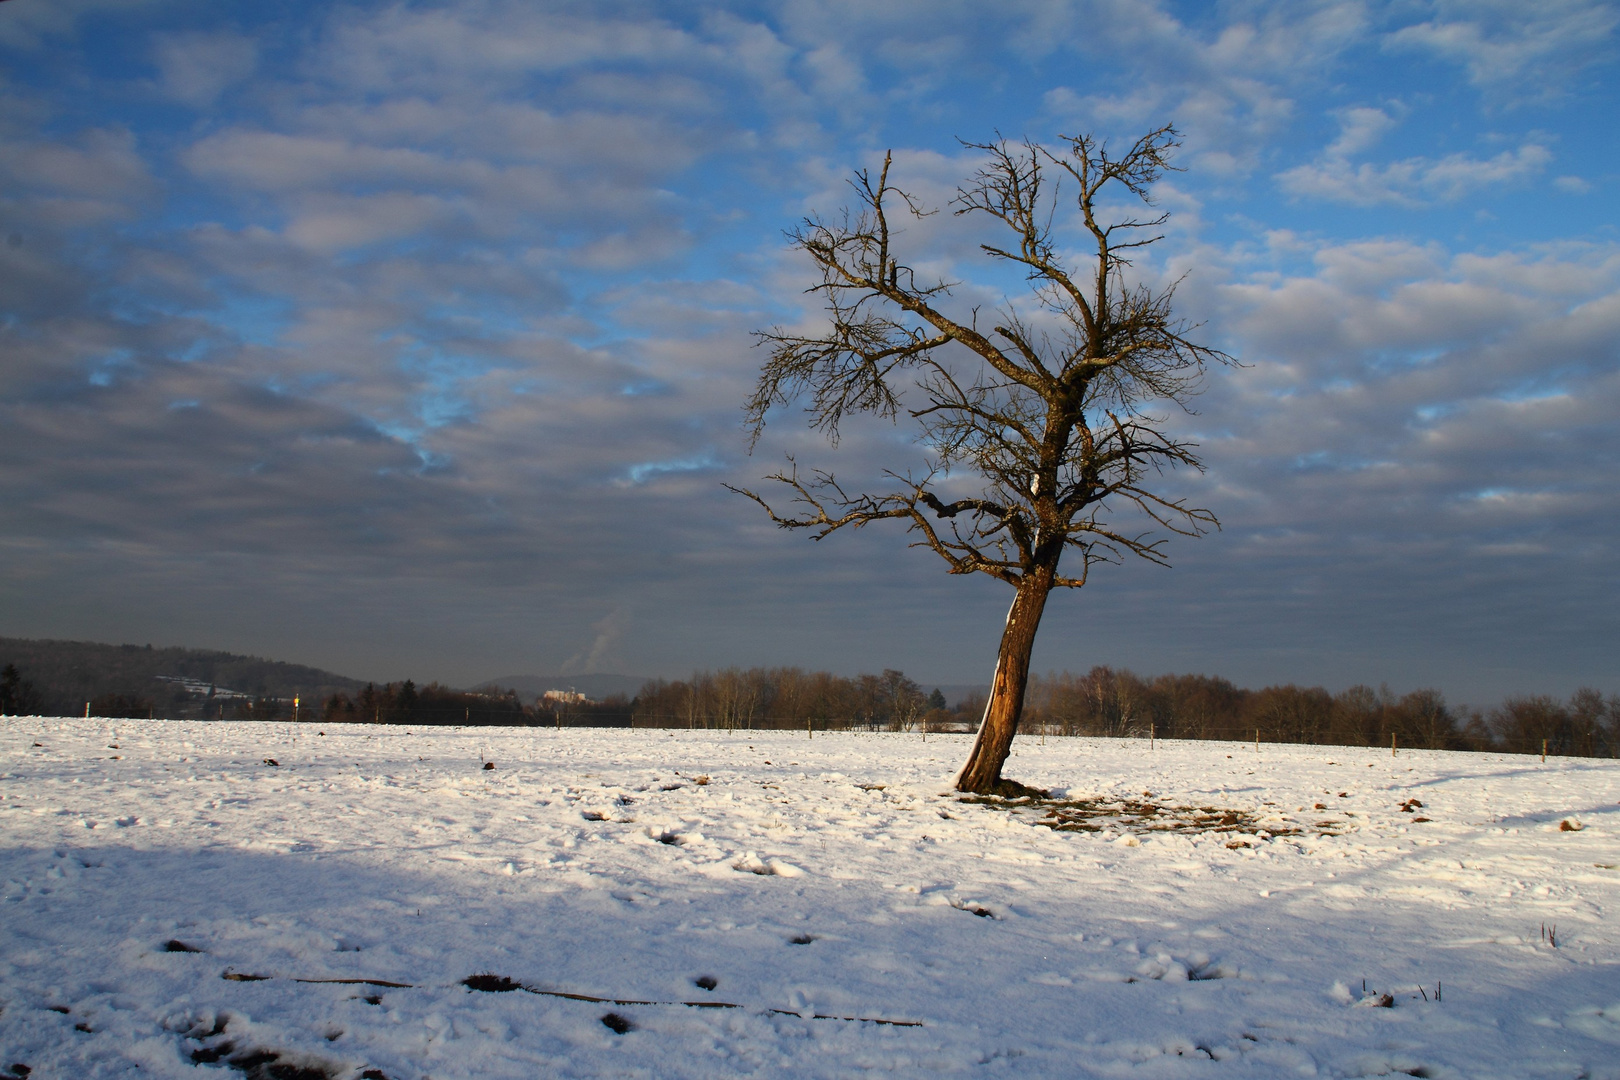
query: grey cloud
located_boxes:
[917,231,1620,696]
[2,0,1615,700]
[0,126,150,198]
[0,0,172,50]
[1200,238,1620,547]
[1040,0,1371,175]
[1225,244,1547,363]
[308,2,712,92]
[569,226,695,271]
[190,105,704,189]
[1,362,424,556]
[282,191,460,254]
[184,131,461,192]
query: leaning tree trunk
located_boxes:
[955,564,1056,794]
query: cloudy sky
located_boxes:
[1,0,1616,701]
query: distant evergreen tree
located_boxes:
[1,663,42,715]
[394,679,419,722]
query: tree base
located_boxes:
[955,777,1049,799]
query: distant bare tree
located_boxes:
[1387,688,1460,751]
[733,126,1231,793]
[1567,687,1616,758]
[1491,695,1574,756]
[880,668,925,731]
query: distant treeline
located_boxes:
[3,643,1617,758]
[317,681,632,728]
[630,665,1620,758]
[1021,667,1619,758]
[632,668,934,732]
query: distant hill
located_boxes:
[0,637,366,717]
[477,673,648,703]
[479,673,988,708]
[0,638,984,719]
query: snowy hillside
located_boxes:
[2,720,1618,1078]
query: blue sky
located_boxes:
[1,0,1616,702]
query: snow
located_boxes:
[3,719,1619,1079]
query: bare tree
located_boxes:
[732,126,1231,794]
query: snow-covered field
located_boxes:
[3,720,1619,1079]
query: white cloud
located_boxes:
[152,30,258,107]
[1325,105,1399,157]
[1277,140,1551,206]
[1387,0,1619,98]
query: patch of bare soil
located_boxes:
[959,795,1334,838]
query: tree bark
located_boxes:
[955,564,1056,794]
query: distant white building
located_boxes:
[542,689,591,705]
